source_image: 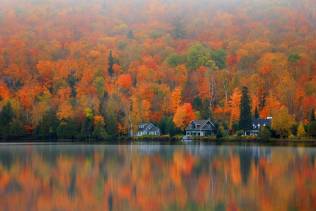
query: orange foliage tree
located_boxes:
[173,103,196,130]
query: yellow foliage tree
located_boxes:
[272,106,295,138]
[297,122,306,138]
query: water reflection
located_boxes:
[0,144,315,210]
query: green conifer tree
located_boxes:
[239,87,252,132]
[0,102,14,138]
[254,107,259,119]
[108,50,114,77]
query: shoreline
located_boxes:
[1,136,316,147]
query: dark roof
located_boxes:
[186,120,215,131]
[252,118,272,126]
[252,118,272,130]
[138,122,160,132]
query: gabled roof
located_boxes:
[186,120,215,131]
[252,118,272,126]
[138,122,160,132]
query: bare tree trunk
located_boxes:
[128,103,133,137]
[209,74,216,109]
[223,78,229,104]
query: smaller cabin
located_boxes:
[250,117,272,135]
[185,120,215,137]
[136,123,160,137]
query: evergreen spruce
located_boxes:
[80,108,94,140]
[254,107,259,119]
[0,102,14,138]
[239,87,252,132]
[108,50,114,77]
[0,102,14,126]
[127,30,134,39]
[81,117,93,140]
[159,116,178,136]
[67,74,78,98]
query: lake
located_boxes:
[0,143,316,211]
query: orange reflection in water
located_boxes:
[0,144,316,211]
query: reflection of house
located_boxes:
[136,123,160,137]
[250,117,272,135]
[185,120,215,136]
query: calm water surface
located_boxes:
[0,144,316,211]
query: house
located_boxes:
[185,120,215,137]
[136,122,161,137]
[250,117,272,135]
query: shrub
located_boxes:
[216,125,228,139]
[236,130,244,136]
[258,126,271,141]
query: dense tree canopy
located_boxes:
[0,0,316,137]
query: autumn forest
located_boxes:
[1,0,316,139]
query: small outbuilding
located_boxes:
[136,122,161,137]
[185,120,215,137]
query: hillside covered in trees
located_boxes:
[0,0,316,139]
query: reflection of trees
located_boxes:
[0,145,315,210]
[239,149,252,185]
[0,149,14,169]
[68,165,77,198]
